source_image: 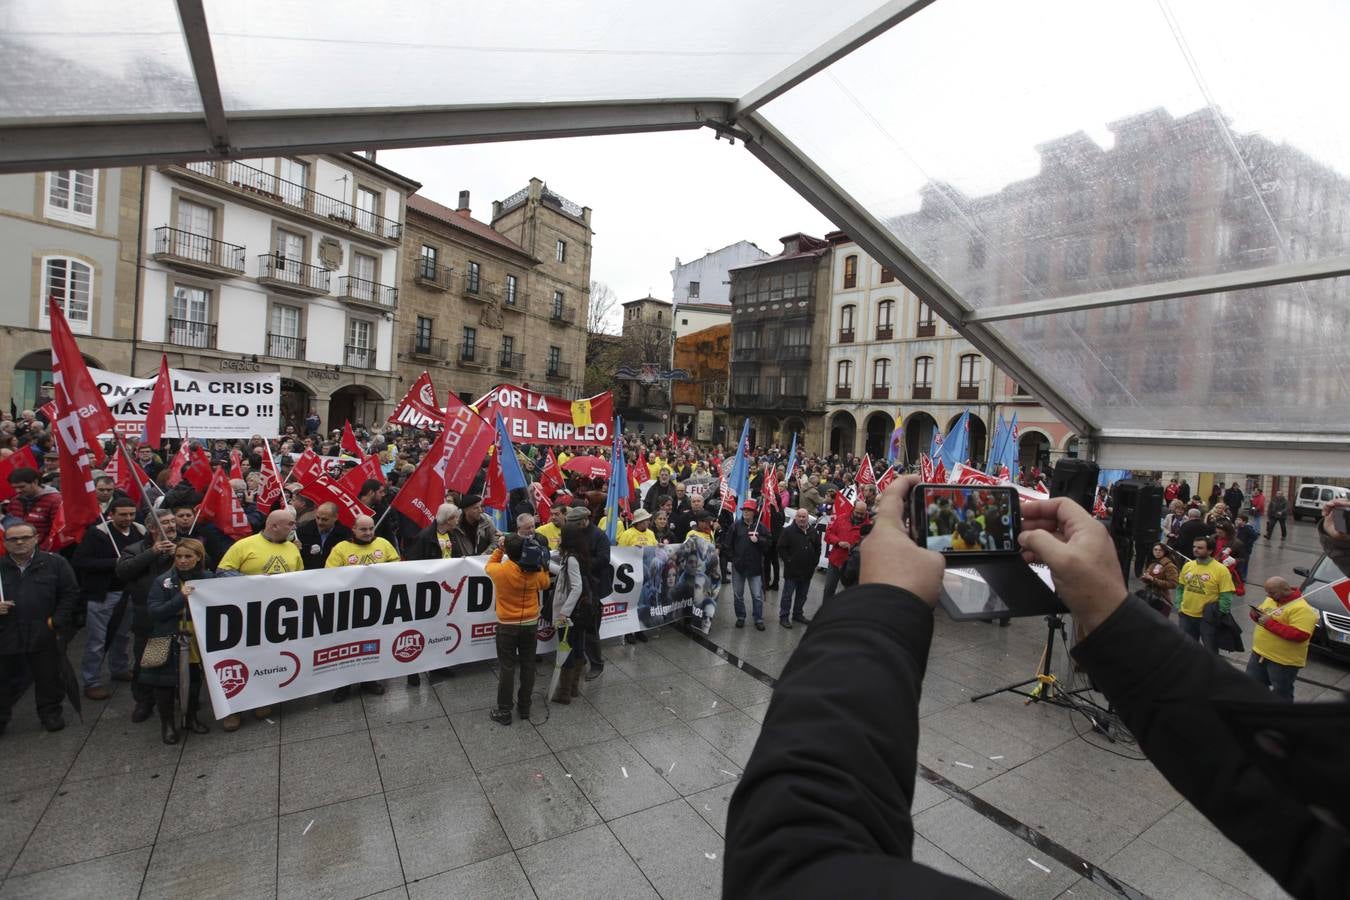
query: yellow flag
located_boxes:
[571,399,592,428]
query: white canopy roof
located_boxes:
[5,0,1348,474]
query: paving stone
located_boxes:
[971,770,1138,862]
[278,693,371,744]
[911,834,998,892]
[405,852,532,900]
[277,793,402,900]
[913,799,1079,899]
[65,713,182,781]
[686,664,774,708]
[586,680,682,736]
[517,823,658,899]
[448,708,548,773]
[478,754,601,849]
[533,696,620,752]
[0,783,57,875]
[0,847,149,900]
[555,737,680,821]
[361,679,448,726]
[142,818,278,900]
[160,744,278,840]
[279,729,381,814]
[627,721,741,797]
[386,777,510,881]
[610,799,722,900]
[685,783,736,837]
[370,717,471,791]
[687,709,762,768]
[635,671,726,722]
[1138,804,1290,899]
[1103,837,1255,900]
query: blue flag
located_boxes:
[986,414,1007,476]
[727,419,752,509]
[604,417,627,543]
[1003,413,1020,480]
[494,413,528,493]
[887,414,905,466]
[784,432,798,485]
[938,410,970,471]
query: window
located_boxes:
[467,260,481,293]
[501,335,514,354]
[880,267,895,283]
[415,316,433,353]
[278,158,308,207]
[170,285,212,348]
[1150,221,1187,268]
[1063,238,1091,279]
[174,198,215,262]
[958,354,981,399]
[418,245,438,279]
[41,257,92,334]
[1102,305,1131,328]
[688,281,700,298]
[505,274,518,305]
[1148,300,1182,323]
[355,187,380,232]
[836,359,854,396]
[916,301,936,337]
[351,252,377,301]
[681,318,688,326]
[547,345,561,373]
[1065,191,1093,223]
[657,310,663,323]
[556,239,567,263]
[1105,230,1136,272]
[273,229,306,285]
[269,303,303,358]
[347,318,374,368]
[843,255,858,289]
[1013,382,1031,396]
[913,356,934,398]
[552,289,564,317]
[462,325,477,359]
[877,299,894,329]
[873,358,892,397]
[1025,245,1050,284]
[45,170,97,226]
[839,304,856,341]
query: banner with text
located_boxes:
[473,384,613,446]
[91,367,280,439]
[188,547,700,717]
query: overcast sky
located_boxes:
[382,132,834,326]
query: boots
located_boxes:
[160,706,180,745]
[569,665,582,699]
[551,667,573,705]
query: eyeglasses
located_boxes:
[4,534,36,542]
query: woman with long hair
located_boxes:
[142,538,213,744]
[550,523,593,704]
[1139,543,1179,617]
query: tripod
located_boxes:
[970,614,1082,708]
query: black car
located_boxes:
[1294,554,1350,663]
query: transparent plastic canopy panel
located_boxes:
[202,0,883,113]
[0,0,201,122]
[988,278,1350,434]
[761,0,1350,313]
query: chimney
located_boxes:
[457,190,470,215]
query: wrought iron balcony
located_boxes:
[338,275,397,309]
[957,384,980,401]
[875,325,894,340]
[912,385,933,400]
[546,361,572,380]
[258,254,331,295]
[462,273,497,300]
[732,345,762,362]
[414,258,452,290]
[180,160,402,242]
[872,386,891,400]
[498,351,525,371]
[409,334,447,361]
[502,290,527,313]
[267,333,306,360]
[345,345,376,370]
[152,226,245,276]
[916,320,936,337]
[459,343,488,367]
[548,302,576,325]
[838,327,855,343]
[167,317,216,349]
[835,385,852,399]
[778,344,811,362]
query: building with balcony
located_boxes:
[140,153,419,431]
[670,240,766,339]
[726,233,833,450]
[396,180,591,407]
[672,323,730,444]
[615,295,673,432]
[823,233,1071,467]
[0,167,143,411]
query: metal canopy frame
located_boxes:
[4,1,1347,472]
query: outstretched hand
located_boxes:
[858,475,944,606]
[1018,497,1127,634]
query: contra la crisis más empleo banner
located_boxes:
[188,542,722,717]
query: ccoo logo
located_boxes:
[392,629,425,663]
[214,659,248,699]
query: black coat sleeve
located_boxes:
[724,584,1003,899]
[1072,595,1350,899]
[51,554,81,628]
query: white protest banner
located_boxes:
[189,549,649,717]
[91,367,280,439]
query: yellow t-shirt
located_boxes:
[217,534,302,575]
[1252,596,1318,668]
[618,526,658,547]
[536,522,562,550]
[325,537,401,567]
[435,531,455,559]
[1177,558,1235,618]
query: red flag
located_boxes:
[920,454,934,482]
[952,462,1000,486]
[50,399,101,531]
[719,471,736,513]
[539,448,564,498]
[391,396,494,528]
[48,296,116,444]
[256,440,285,514]
[42,500,83,552]
[531,481,553,521]
[103,444,144,505]
[0,445,40,501]
[633,452,651,486]
[933,459,948,484]
[183,445,213,493]
[1330,578,1350,615]
[229,448,243,481]
[341,421,366,459]
[198,466,251,538]
[876,466,897,494]
[854,453,876,488]
[290,448,326,486]
[143,355,173,447]
[1034,478,1048,494]
[165,442,190,487]
[1093,494,1108,519]
[387,371,442,430]
[38,401,57,424]
[296,475,372,527]
[484,448,508,511]
[337,454,386,498]
[759,466,779,529]
[997,464,1012,482]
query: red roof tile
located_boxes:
[406,194,533,259]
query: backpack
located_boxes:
[518,538,547,573]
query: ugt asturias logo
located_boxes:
[214,659,248,699]
[392,629,425,663]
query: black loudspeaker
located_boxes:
[1050,459,1099,512]
[1110,479,1165,543]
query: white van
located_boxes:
[1293,483,1350,521]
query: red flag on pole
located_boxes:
[633,452,651,487]
[255,440,285,514]
[341,421,366,459]
[290,448,326,487]
[483,448,508,511]
[920,454,934,483]
[296,476,371,527]
[143,355,174,446]
[103,443,144,505]
[198,466,252,538]
[0,445,40,502]
[539,448,564,498]
[759,466,779,530]
[165,442,190,487]
[854,453,876,488]
[42,500,83,552]
[530,481,553,521]
[183,445,213,493]
[387,371,442,430]
[1330,578,1350,615]
[876,465,897,495]
[391,396,495,529]
[228,448,243,481]
[48,297,116,444]
[337,454,386,498]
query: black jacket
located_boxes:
[585,525,613,601]
[406,523,453,561]
[720,518,770,576]
[114,539,176,636]
[776,521,821,580]
[0,551,81,654]
[72,521,146,599]
[296,520,352,570]
[1171,517,1215,554]
[643,480,678,514]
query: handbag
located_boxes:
[141,635,172,668]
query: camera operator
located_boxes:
[725,475,1349,899]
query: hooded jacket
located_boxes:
[485,547,551,625]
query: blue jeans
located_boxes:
[82,591,131,688]
[732,570,764,623]
[779,577,811,620]
[1246,653,1298,701]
